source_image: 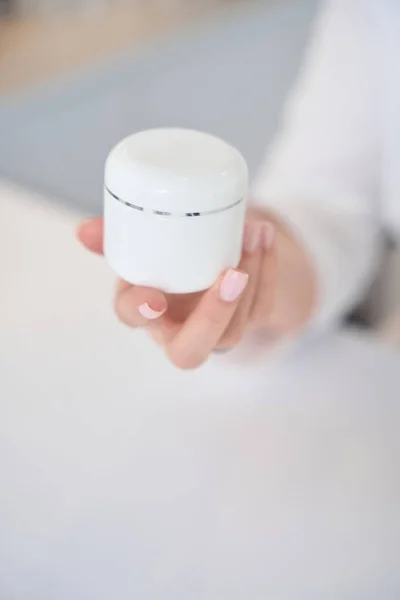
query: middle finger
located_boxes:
[218,220,274,349]
[165,268,249,370]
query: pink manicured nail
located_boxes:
[262,222,275,250]
[138,302,166,320]
[219,269,249,303]
[243,221,261,254]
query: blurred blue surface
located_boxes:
[0,0,317,214]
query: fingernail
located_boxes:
[243,221,261,254]
[219,269,249,303]
[138,302,166,320]
[262,222,275,250]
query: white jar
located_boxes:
[104,128,249,294]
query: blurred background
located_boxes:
[2,7,400,599]
[0,0,317,214]
[0,0,243,93]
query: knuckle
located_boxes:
[114,295,136,328]
[219,323,246,350]
[248,295,266,323]
[167,348,205,371]
[247,310,258,329]
[202,303,226,327]
[219,331,243,350]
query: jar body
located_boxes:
[104,189,247,294]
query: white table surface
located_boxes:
[1,183,400,599]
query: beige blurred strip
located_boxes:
[0,1,239,93]
[378,313,400,344]
[367,244,400,345]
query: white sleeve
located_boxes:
[252,0,383,328]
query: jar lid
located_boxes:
[105,128,248,215]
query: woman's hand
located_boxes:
[77,210,316,369]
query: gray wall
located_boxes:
[0,0,318,214]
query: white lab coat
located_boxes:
[253,0,400,334]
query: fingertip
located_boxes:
[138,290,168,319]
[219,268,249,303]
[77,218,104,254]
[77,217,103,237]
[115,286,168,328]
[138,302,167,321]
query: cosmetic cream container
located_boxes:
[104,128,248,293]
